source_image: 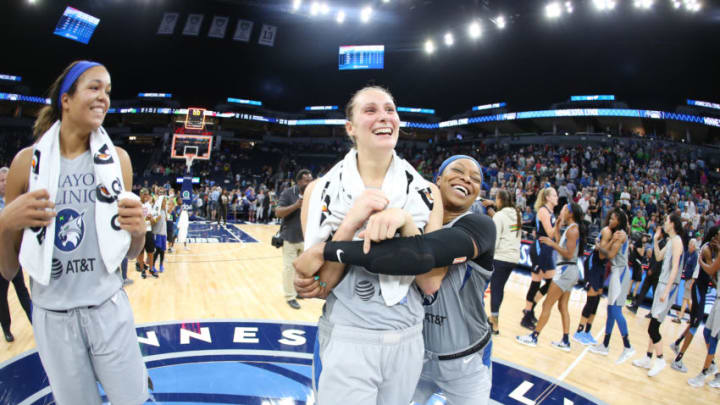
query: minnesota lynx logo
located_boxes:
[54,208,86,252]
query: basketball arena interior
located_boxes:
[1,1,720,404]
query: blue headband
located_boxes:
[434,155,482,183]
[58,61,102,107]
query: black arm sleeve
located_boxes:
[322,215,493,275]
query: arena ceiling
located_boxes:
[3,0,720,116]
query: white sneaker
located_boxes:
[671,359,688,373]
[648,358,666,377]
[633,356,652,369]
[708,373,720,388]
[516,334,538,348]
[709,361,718,375]
[669,341,679,355]
[616,347,635,365]
[688,371,708,388]
[589,343,609,356]
[551,340,571,352]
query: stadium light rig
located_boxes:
[444,32,454,46]
[633,0,654,9]
[425,39,435,54]
[593,0,617,10]
[361,6,373,23]
[682,0,701,12]
[546,2,563,18]
[468,21,482,39]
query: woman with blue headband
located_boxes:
[0,61,149,404]
[295,155,498,404]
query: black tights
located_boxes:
[648,317,662,344]
[0,269,32,332]
[635,270,659,306]
[490,260,516,316]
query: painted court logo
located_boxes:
[54,208,86,252]
[0,320,605,405]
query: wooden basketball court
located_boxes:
[1,223,716,404]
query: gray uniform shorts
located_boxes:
[32,289,149,405]
[412,341,493,405]
[313,319,424,405]
[553,264,579,292]
[705,298,720,338]
[650,282,680,323]
[608,266,632,306]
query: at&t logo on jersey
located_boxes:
[54,208,86,252]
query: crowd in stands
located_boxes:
[137,136,720,254]
[3,125,719,243]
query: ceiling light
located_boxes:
[546,2,563,18]
[424,39,435,54]
[444,32,454,46]
[361,6,373,23]
[336,10,345,23]
[468,21,482,39]
[495,15,506,29]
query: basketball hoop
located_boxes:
[184,154,195,173]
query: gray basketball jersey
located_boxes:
[421,213,492,354]
[153,208,167,236]
[553,223,579,264]
[322,265,424,330]
[30,151,122,310]
[611,238,629,270]
[659,235,683,285]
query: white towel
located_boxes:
[305,149,434,306]
[19,121,131,285]
[177,210,189,244]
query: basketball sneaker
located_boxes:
[589,343,609,356]
[516,333,538,347]
[583,333,598,346]
[671,359,688,373]
[572,331,587,344]
[551,341,571,352]
[616,347,635,365]
[648,358,666,377]
[708,373,720,388]
[669,341,680,355]
[632,356,652,369]
[688,371,709,388]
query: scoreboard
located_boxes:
[339,45,384,70]
[53,6,99,44]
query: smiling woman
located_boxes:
[0,60,150,405]
[294,85,443,404]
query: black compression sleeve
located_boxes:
[323,227,476,276]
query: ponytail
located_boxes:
[33,61,84,139]
[569,202,587,254]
